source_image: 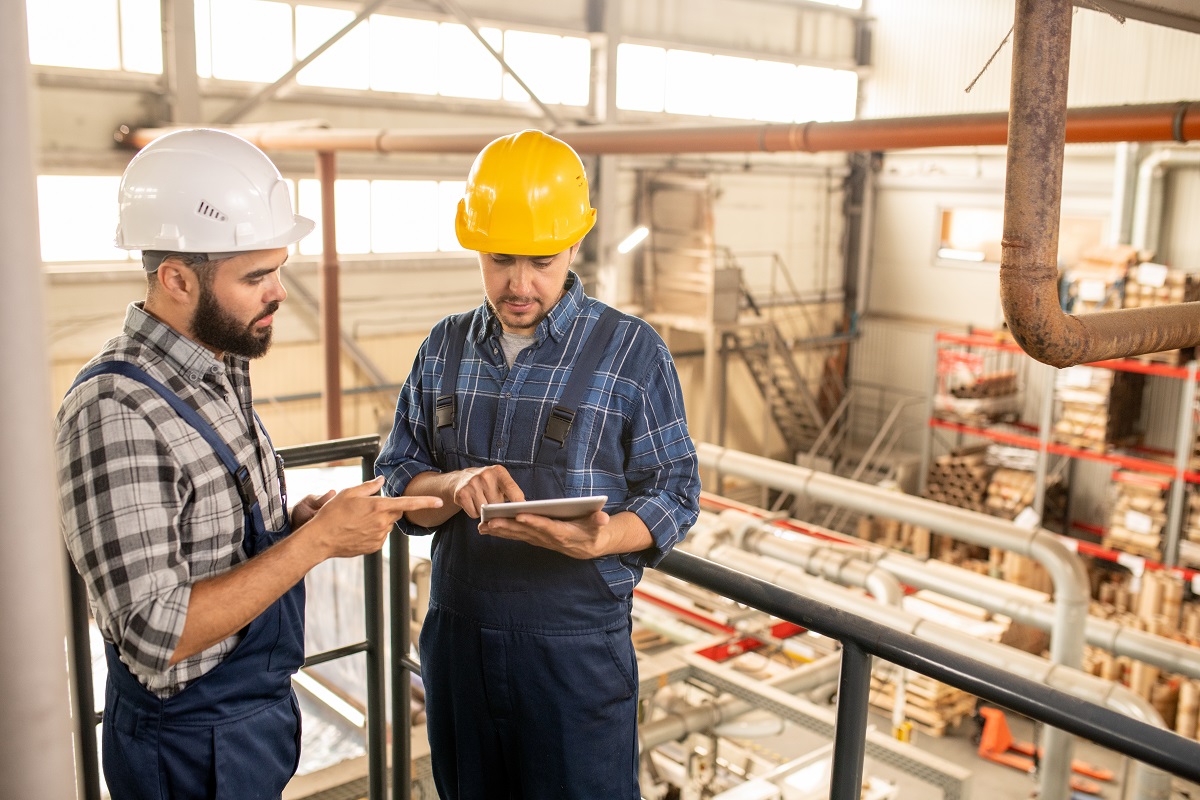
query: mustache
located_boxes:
[252,301,281,325]
[499,296,539,306]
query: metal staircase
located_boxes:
[729,319,827,454]
[723,251,849,460]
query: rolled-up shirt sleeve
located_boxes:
[619,340,700,567]
[56,392,191,680]
[376,338,441,536]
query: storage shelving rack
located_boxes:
[925,330,1200,586]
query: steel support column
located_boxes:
[0,5,79,798]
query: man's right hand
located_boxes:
[305,476,442,559]
[449,465,525,518]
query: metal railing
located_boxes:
[655,549,1200,798]
[70,433,1200,799]
[68,435,389,800]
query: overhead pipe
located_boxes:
[124,101,1199,155]
[690,540,1173,800]
[999,0,1200,368]
[1131,148,1200,257]
[698,441,1088,800]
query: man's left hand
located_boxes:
[290,489,335,530]
[479,510,613,559]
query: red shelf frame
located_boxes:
[929,417,1200,484]
[935,330,1198,380]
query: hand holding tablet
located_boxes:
[480,495,607,522]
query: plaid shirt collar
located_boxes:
[125,302,234,385]
[475,271,584,346]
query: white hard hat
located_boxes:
[115,128,314,254]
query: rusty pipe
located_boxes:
[124,101,1200,155]
[1000,0,1200,369]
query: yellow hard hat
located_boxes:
[455,129,596,256]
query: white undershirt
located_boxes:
[499,331,536,368]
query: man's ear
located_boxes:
[155,257,199,304]
[568,242,581,264]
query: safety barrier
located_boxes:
[68,433,1200,799]
[655,549,1200,798]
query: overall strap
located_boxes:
[70,361,268,540]
[434,312,473,460]
[535,307,622,466]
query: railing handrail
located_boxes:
[655,549,1200,795]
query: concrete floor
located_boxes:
[777,706,1200,800]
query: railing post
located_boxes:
[831,641,871,799]
[390,531,413,799]
[361,455,388,800]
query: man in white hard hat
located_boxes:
[377,130,700,798]
[55,128,441,799]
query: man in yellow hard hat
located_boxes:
[377,129,700,798]
[55,128,441,799]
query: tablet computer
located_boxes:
[480,495,607,522]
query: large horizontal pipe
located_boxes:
[122,101,1200,155]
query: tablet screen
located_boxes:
[479,495,607,522]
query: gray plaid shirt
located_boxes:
[55,303,287,697]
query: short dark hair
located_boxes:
[143,251,221,294]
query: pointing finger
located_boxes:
[343,476,387,497]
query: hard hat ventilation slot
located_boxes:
[196,200,227,222]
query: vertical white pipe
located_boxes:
[0,5,80,799]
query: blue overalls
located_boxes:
[419,309,641,800]
[71,361,304,800]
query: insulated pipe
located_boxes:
[697,543,1172,800]
[638,653,843,750]
[726,510,1200,680]
[700,442,1090,668]
[998,0,1200,368]
[724,512,903,606]
[699,441,1088,800]
[1131,148,1200,257]
[0,5,80,799]
[124,102,1200,155]
[876,550,1200,680]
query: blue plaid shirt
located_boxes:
[376,273,700,597]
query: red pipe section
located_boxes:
[316,151,342,440]
[999,0,1200,368]
[128,103,1200,155]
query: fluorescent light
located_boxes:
[617,226,650,255]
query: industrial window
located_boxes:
[295,178,466,257]
[37,176,134,263]
[189,1,592,106]
[26,0,162,74]
[937,207,1107,268]
[295,4,371,90]
[502,30,591,106]
[616,43,859,122]
[937,208,1004,265]
[37,174,468,263]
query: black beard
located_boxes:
[191,283,279,359]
